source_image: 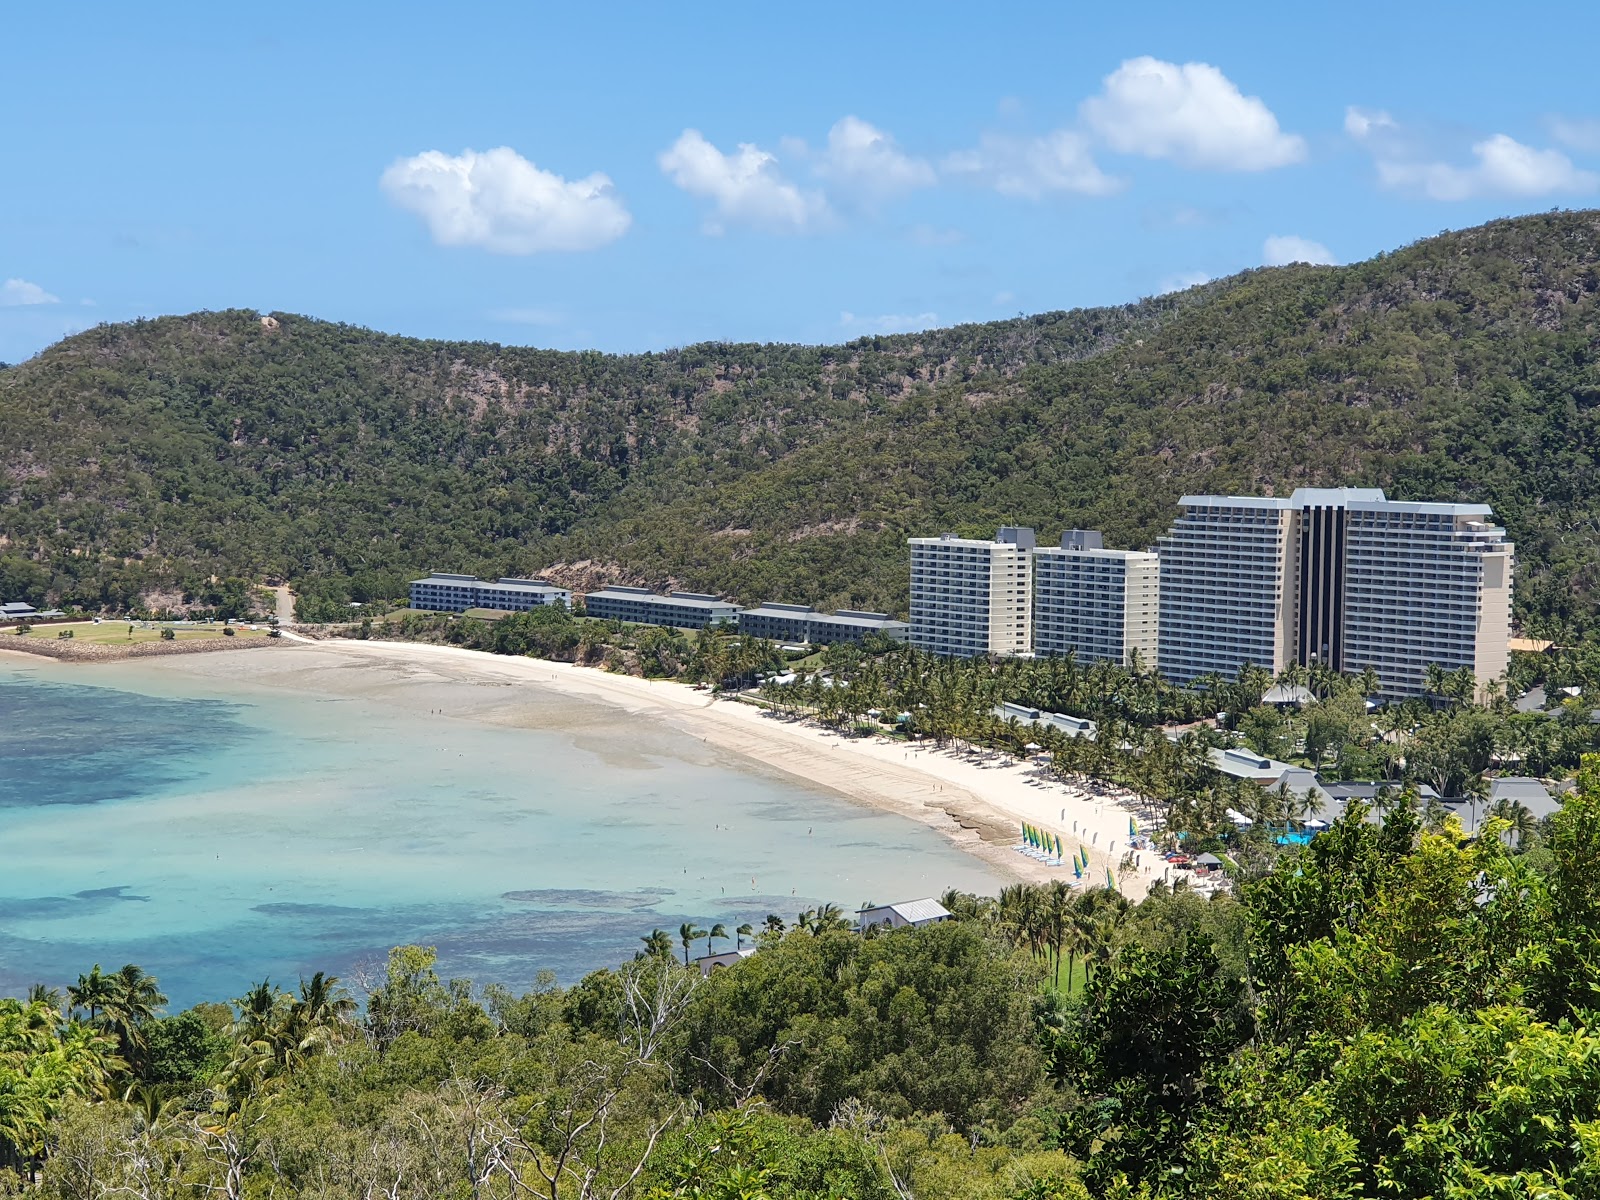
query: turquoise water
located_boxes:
[0,649,1001,1006]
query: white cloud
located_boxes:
[1376,133,1597,201]
[1263,235,1337,266]
[380,147,630,254]
[1,278,61,306]
[813,116,934,202]
[840,310,939,334]
[489,307,563,326]
[907,223,965,247]
[1548,115,1600,153]
[1344,106,1396,140]
[1081,56,1306,170]
[659,129,828,234]
[1157,271,1212,294]
[943,130,1123,199]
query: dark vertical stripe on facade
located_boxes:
[1297,504,1347,670]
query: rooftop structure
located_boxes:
[583,585,742,630]
[692,947,757,976]
[994,701,1097,740]
[408,573,573,615]
[1032,531,1159,669]
[908,528,1033,658]
[857,898,952,931]
[737,602,909,646]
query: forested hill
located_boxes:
[3,210,1600,627]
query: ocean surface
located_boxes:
[0,649,1001,1007]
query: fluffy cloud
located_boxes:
[1376,133,1597,201]
[659,130,828,234]
[380,147,631,254]
[1081,57,1305,170]
[813,116,935,201]
[1343,106,1397,141]
[1,278,61,306]
[1157,271,1212,294]
[1263,235,1337,266]
[840,310,940,334]
[1548,115,1600,154]
[943,130,1123,199]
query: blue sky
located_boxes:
[4,1,1600,363]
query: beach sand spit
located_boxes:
[312,640,1158,896]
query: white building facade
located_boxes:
[1155,489,1513,698]
[1032,531,1159,670]
[582,586,742,629]
[1342,500,1513,698]
[410,573,572,613]
[908,527,1034,658]
[1157,497,1300,685]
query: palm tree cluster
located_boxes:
[956,884,1133,993]
[762,644,1581,850]
[640,908,851,968]
[65,963,165,1072]
[0,996,123,1174]
[639,921,760,966]
[221,972,357,1096]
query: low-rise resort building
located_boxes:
[409,573,572,614]
[582,586,742,630]
[737,602,909,646]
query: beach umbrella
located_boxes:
[1129,816,1138,839]
[1054,834,1063,859]
[1073,859,1082,879]
[1106,868,1115,890]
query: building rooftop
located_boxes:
[1209,747,1297,780]
[860,898,951,924]
[1345,499,1497,519]
[1288,487,1387,506]
[585,586,738,610]
[1489,776,1558,818]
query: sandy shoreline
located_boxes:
[1,635,1159,896]
[317,639,1158,896]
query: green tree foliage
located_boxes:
[10,760,1600,1196]
[672,919,1041,1130]
[7,213,1600,630]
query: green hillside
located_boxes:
[3,211,1599,628]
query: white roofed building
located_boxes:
[857,898,952,931]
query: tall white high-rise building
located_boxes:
[1156,488,1513,698]
[1342,500,1513,698]
[1157,496,1303,685]
[1032,531,1160,670]
[908,527,1034,658]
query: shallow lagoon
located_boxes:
[0,649,1001,1006]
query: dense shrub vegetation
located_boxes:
[6,760,1600,1197]
[5,212,1600,629]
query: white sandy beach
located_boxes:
[302,639,1161,897]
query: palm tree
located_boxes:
[231,980,284,1049]
[679,922,708,966]
[639,929,674,961]
[764,913,786,935]
[706,923,729,955]
[67,965,113,1023]
[284,972,356,1060]
[734,923,754,951]
[25,984,62,1014]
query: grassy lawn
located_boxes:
[7,620,271,644]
